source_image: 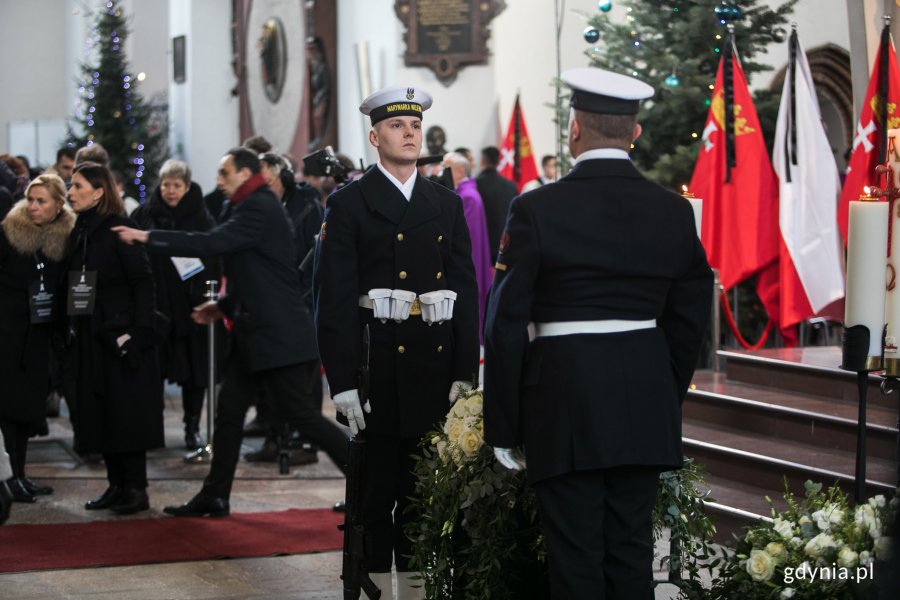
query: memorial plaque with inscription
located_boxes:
[395,0,506,85]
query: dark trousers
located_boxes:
[534,466,660,600]
[181,385,205,423]
[201,358,349,499]
[0,420,28,479]
[103,450,148,490]
[360,433,420,573]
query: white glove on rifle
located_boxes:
[494,447,527,471]
[448,380,474,403]
[332,389,370,436]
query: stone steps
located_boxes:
[683,347,899,542]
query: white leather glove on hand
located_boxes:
[333,389,370,436]
[448,380,474,403]
[494,447,527,471]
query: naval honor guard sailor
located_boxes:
[483,68,713,599]
[313,85,480,599]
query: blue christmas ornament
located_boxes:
[598,0,613,12]
[664,74,681,88]
[583,27,600,44]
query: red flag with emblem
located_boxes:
[498,95,539,192]
[689,53,779,296]
[838,25,900,243]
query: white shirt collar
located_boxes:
[574,148,630,165]
[376,162,417,201]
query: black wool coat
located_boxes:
[475,167,519,263]
[0,201,74,428]
[314,167,480,438]
[63,206,164,454]
[131,182,221,388]
[282,182,323,307]
[483,158,714,484]
[147,181,318,371]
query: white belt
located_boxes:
[534,319,656,337]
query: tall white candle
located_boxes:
[688,198,703,237]
[845,197,889,368]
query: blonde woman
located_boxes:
[0,174,74,502]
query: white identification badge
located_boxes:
[171,256,205,281]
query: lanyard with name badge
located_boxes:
[68,234,97,316]
[28,253,55,323]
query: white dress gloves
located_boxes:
[448,380,474,403]
[333,389,370,436]
[494,447,527,471]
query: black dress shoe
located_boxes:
[0,481,12,525]
[332,500,346,513]
[7,478,36,503]
[110,488,149,515]
[85,485,124,510]
[20,477,53,496]
[163,492,229,517]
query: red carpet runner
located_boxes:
[0,508,343,573]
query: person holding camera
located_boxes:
[314,85,479,599]
[113,147,349,518]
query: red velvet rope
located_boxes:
[719,290,772,350]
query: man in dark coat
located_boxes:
[113,147,349,517]
[314,85,480,598]
[476,146,519,263]
[483,68,713,599]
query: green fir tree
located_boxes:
[586,0,797,190]
[69,0,165,203]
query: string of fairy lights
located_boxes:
[580,1,752,142]
[72,0,150,200]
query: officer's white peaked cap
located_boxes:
[359,85,433,125]
[561,67,654,115]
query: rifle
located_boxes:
[341,325,380,599]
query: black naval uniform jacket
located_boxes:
[146,182,318,372]
[483,158,713,484]
[314,167,480,438]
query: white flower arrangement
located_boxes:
[707,480,898,599]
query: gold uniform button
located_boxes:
[397,233,404,241]
[399,271,407,279]
[398,345,406,354]
[436,271,443,279]
[437,235,443,242]
[437,345,443,352]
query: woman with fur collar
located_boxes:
[0,174,74,503]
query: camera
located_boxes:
[302,146,350,184]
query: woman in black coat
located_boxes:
[0,174,75,502]
[131,159,218,449]
[64,161,164,515]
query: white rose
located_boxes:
[458,429,483,457]
[765,542,787,564]
[804,533,837,558]
[773,518,794,539]
[812,504,844,531]
[790,536,803,548]
[445,419,464,442]
[746,549,776,582]
[837,546,858,568]
[874,536,892,561]
[868,495,886,509]
[435,440,448,461]
[859,551,874,566]
[780,588,796,599]
[464,393,483,416]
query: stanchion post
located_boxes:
[711,269,722,372]
[184,280,219,463]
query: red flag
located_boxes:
[498,95,538,191]
[689,54,779,295]
[838,25,900,243]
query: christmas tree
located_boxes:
[585,0,797,190]
[69,0,165,203]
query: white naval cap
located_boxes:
[561,67,654,115]
[359,85,434,125]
